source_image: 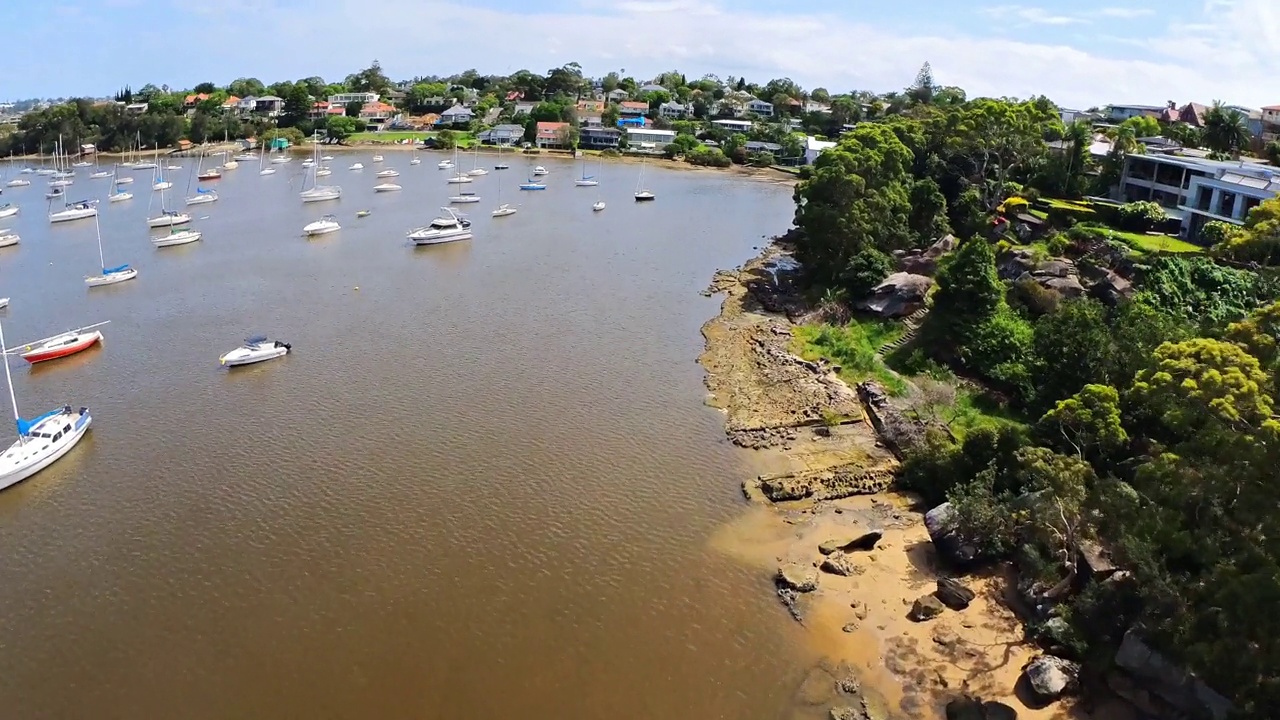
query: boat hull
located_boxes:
[20,332,102,363]
[49,208,97,223]
[152,231,202,247]
[0,409,92,492]
[221,345,288,367]
[85,268,138,287]
[410,231,472,245]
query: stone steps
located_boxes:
[875,307,928,358]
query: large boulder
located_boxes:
[856,272,933,318]
[760,475,814,502]
[945,696,1018,720]
[996,248,1038,280]
[900,234,958,276]
[819,530,883,555]
[1113,630,1234,720]
[776,563,819,593]
[1040,276,1085,298]
[935,577,976,610]
[924,502,977,567]
[1032,259,1072,278]
[820,552,859,577]
[908,594,946,622]
[1021,655,1080,704]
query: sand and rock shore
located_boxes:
[700,241,1092,720]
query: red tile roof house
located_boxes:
[618,100,650,117]
[535,121,571,149]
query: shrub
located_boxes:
[1045,203,1096,228]
[999,197,1030,216]
[1046,232,1070,256]
[747,150,775,167]
[685,146,729,167]
[1008,278,1062,318]
[1117,201,1166,232]
[1200,219,1239,246]
[1019,187,1042,203]
[600,148,621,157]
[844,247,894,299]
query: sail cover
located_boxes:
[104,264,131,274]
[16,408,61,436]
[197,187,213,194]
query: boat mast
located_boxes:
[0,319,23,444]
[93,213,105,270]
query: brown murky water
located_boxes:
[0,153,812,718]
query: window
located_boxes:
[63,424,71,433]
[52,431,62,441]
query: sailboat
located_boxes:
[492,169,516,217]
[186,152,219,205]
[48,197,98,223]
[633,156,655,201]
[410,144,421,166]
[446,144,472,183]
[494,143,509,170]
[196,149,222,180]
[467,142,488,176]
[258,140,276,175]
[575,154,598,186]
[0,317,92,492]
[146,167,192,227]
[107,165,133,202]
[299,133,341,203]
[5,155,30,187]
[84,214,137,286]
[88,153,111,179]
[152,162,173,191]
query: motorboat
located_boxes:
[45,187,65,200]
[492,204,517,218]
[114,176,134,185]
[5,178,30,187]
[259,166,277,176]
[85,264,137,287]
[270,156,290,164]
[449,192,480,203]
[196,168,222,181]
[152,228,202,247]
[71,161,91,168]
[185,188,218,205]
[316,167,332,177]
[0,298,7,308]
[108,191,132,202]
[89,170,112,179]
[48,179,73,188]
[349,163,363,171]
[467,167,488,176]
[0,393,92,492]
[494,163,510,170]
[407,207,472,245]
[49,201,98,223]
[634,190,656,202]
[532,166,549,176]
[446,174,472,184]
[303,215,341,236]
[147,210,191,228]
[371,155,384,162]
[593,201,606,211]
[221,159,238,169]
[234,153,257,161]
[373,183,402,192]
[301,159,315,168]
[0,232,18,247]
[437,160,454,169]
[165,163,182,171]
[519,180,546,191]
[321,155,334,161]
[220,336,291,367]
[0,204,17,219]
[375,169,399,178]
[356,210,371,218]
[410,157,422,166]
[300,185,341,202]
[14,323,107,364]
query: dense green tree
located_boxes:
[907,177,951,241]
[1131,338,1274,437]
[1037,384,1128,459]
[228,77,266,98]
[1032,299,1116,408]
[346,60,391,93]
[1202,101,1249,155]
[1215,195,1280,265]
[324,115,360,143]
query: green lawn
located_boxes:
[1042,197,1094,211]
[791,318,907,395]
[1108,229,1204,254]
[347,131,431,142]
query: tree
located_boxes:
[344,100,364,118]
[279,83,312,129]
[844,247,893,299]
[906,61,936,106]
[951,98,1052,210]
[436,129,457,150]
[1131,338,1274,437]
[1037,384,1128,459]
[347,60,391,93]
[1225,300,1280,370]
[555,124,579,150]
[1202,101,1249,155]
[907,177,950,241]
[325,115,360,143]
[1215,195,1280,265]
[192,81,217,94]
[228,77,265,99]
[810,87,830,103]
[1119,114,1160,138]
[1032,298,1115,408]
[602,103,620,128]
[545,62,585,98]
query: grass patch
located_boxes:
[1028,209,1049,220]
[791,318,907,395]
[1042,197,1094,211]
[1107,229,1203,254]
[948,389,1028,438]
[348,131,432,143]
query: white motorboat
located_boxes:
[349,163,363,170]
[449,192,480,203]
[371,155,384,162]
[220,335,291,367]
[0,233,18,247]
[260,166,277,176]
[408,207,472,245]
[5,179,30,187]
[321,155,334,161]
[303,215,341,236]
[301,159,315,168]
[221,159,238,169]
[375,169,399,178]
[270,156,290,164]
[115,176,134,185]
[467,168,489,176]
[152,228,201,247]
[593,201,606,211]
[532,166,549,176]
[234,153,256,161]
[0,298,7,308]
[185,188,218,205]
[71,161,91,168]
[48,179,73,188]
[108,191,133,203]
[89,170,112,179]
[0,317,92,491]
[49,201,98,223]
[410,157,422,166]
[0,204,17,219]
[492,204,517,218]
[146,210,191,228]
[166,163,182,171]
[446,174,473,184]
[373,183,402,193]
[437,160,454,169]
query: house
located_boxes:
[744,141,783,155]
[535,121,572,149]
[359,101,396,124]
[606,88,629,102]
[1262,105,1280,142]
[125,102,148,115]
[658,101,688,119]
[580,127,622,150]
[328,91,379,106]
[1059,108,1102,126]
[183,93,210,108]
[1105,104,1164,121]
[618,101,649,117]
[615,116,646,129]
[576,99,605,115]
[625,127,676,150]
[383,89,406,104]
[506,90,524,102]
[513,101,538,116]
[1225,105,1264,139]
[439,104,474,125]
[177,139,193,151]
[802,100,831,114]
[80,143,96,155]
[254,96,284,115]
[712,119,753,133]
[478,123,525,146]
[1118,153,1280,240]
[804,136,836,164]
[579,115,603,129]
[746,98,774,116]
[221,95,241,112]
[1178,102,1208,127]
[310,101,330,119]
[236,96,258,114]
[638,83,666,94]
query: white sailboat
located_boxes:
[185,152,218,205]
[410,145,421,166]
[146,168,191,227]
[467,142,488,176]
[634,156,655,201]
[300,134,341,203]
[373,182,402,192]
[0,316,92,492]
[0,231,18,247]
[258,140,276,175]
[48,199,98,224]
[574,155,598,186]
[107,165,133,202]
[152,162,172,191]
[151,228,202,247]
[84,214,137,287]
[492,170,516,217]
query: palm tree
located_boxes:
[1203,101,1249,156]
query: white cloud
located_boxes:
[1096,7,1156,18]
[981,4,1087,25]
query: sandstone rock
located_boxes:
[796,663,837,705]
[818,530,883,555]
[842,622,859,633]
[821,552,860,577]
[908,594,946,622]
[924,502,976,567]
[830,706,870,720]
[996,249,1037,280]
[1022,655,1080,703]
[936,577,976,610]
[777,563,819,592]
[1114,629,1234,720]
[1041,276,1085,298]
[856,272,933,318]
[761,475,814,502]
[1032,259,1072,278]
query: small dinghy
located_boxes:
[0,204,17,219]
[371,155,384,162]
[593,201,606,212]
[532,166,549,176]
[220,335,291,367]
[356,210,371,218]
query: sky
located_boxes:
[5,0,1280,109]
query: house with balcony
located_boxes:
[328,91,379,106]
[183,93,210,109]
[618,101,649,117]
[580,126,622,150]
[221,95,241,112]
[658,101,688,119]
[535,121,572,149]
[746,98,774,116]
[805,136,836,165]
[606,88,629,102]
[359,101,396,127]
[513,100,538,116]
[625,127,676,150]
[712,118,753,134]
[254,96,284,116]
[439,104,474,126]
[478,124,526,146]
[1118,153,1280,241]
[125,102,149,115]
[579,115,603,128]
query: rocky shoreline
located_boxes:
[700,241,1092,720]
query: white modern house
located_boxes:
[805,136,837,165]
[1118,153,1280,241]
[625,128,677,150]
[746,98,774,116]
[1104,104,1164,122]
[658,101,688,119]
[712,119,753,133]
[328,91,380,106]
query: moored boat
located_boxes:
[0,330,92,493]
[151,228,202,247]
[220,336,291,367]
[407,207,472,245]
[373,183,402,193]
[12,322,108,364]
[303,215,341,236]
